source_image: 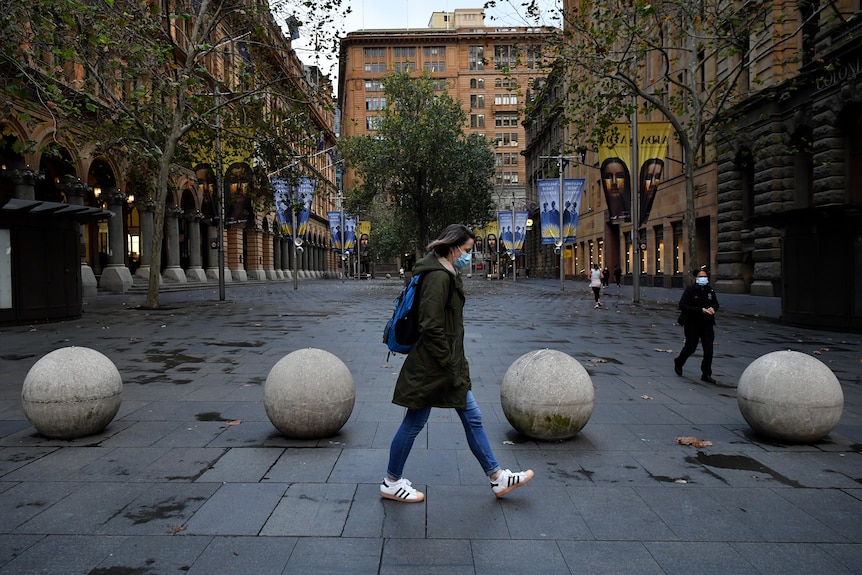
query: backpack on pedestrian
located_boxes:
[383,271,454,357]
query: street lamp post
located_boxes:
[214,86,226,301]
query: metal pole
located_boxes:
[559,155,565,291]
[340,196,346,282]
[631,96,640,304]
[292,206,298,290]
[214,86,226,301]
[512,195,516,283]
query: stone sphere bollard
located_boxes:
[21,347,123,439]
[737,350,844,442]
[501,349,595,441]
[264,348,355,439]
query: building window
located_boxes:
[469,46,484,71]
[364,62,387,73]
[470,114,485,128]
[672,221,683,274]
[424,46,446,57]
[432,79,448,91]
[366,116,383,131]
[393,47,415,58]
[394,62,416,72]
[365,96,386,111]
[494,45,515,69]
[424,61,446,72]
[365,80,384,91]
[364,47,387,58]
[495,152,518,166]
[494,77,517,90]
[470,94,485,109]
[470,78,485,89]
[654,226,664,274]
[494,133,519,147]
[495,112,519,128]
[526,45,541,69]
[494,93,518,106]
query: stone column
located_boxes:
[99,190,134,293]
[245,228,266,280]
[280,238,293,280]
[265,232,277,280]
[185,212,207,282]
[163,206,187,283]
[228,228,247,281]
[9,168,43,201]
[273,236,284,279]
[62,180,98,296]
[135,200,156,280]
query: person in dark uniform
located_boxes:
[674,266,720,383]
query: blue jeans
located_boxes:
[387,391,500,480]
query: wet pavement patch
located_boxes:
[686,452,804,487]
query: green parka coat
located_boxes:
[392,252,470,409]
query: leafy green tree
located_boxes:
[1,0,345,307]
[501,0,810,278]
[340,72,496,258]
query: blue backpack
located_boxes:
[383,271,454,356]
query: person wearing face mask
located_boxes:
[380,224,534,503]
[674,266,720,384]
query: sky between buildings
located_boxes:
[279,0,560,93]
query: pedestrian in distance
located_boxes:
[614,264,622,287]
[602,266,610,287]
[674,266,720,384]
[381,224,534,503]
[589,264,603,308]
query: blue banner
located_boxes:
[497,211,528,254]
[272,176,316,240]
[539,178,585,244]
[328,211,357,253]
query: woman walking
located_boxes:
[381,224,534,503]
[589,264,603,308]
[674,266,720,384]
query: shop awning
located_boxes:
[1,198,113,223]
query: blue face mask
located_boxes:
[454,248,472,269]
[696,277,709,286]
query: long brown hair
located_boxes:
[427,224,475,257]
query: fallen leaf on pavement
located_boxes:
[170,525,187,535]
[676,436,713,448]
[655,348,674,353]
[227,420,241,426]
[813,348,829,355]
[641,395,653,400]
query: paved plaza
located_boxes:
[0,276,860,574]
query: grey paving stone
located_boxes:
[775,488,862,542]
[557,541,665,574]
[98,482,219,535]
[0,534,124,574]
[634,486,762,542]
[472,539,571,575]
[644,541,757,575]
[426,485,510,539]
[570,486,677,541]
[89,533,212,573]
[185,535,296,575]
[184,483,286,535]
[282,537,383,575]
[0,481,85,533]
[732,541,855,574]
[380,538,473,575]
[260,482,355,536]
[0,534,42,571]
[196,446,283,483]
[263,447,341,483]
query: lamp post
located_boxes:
[630,94,641,304]
[214,86,226,301]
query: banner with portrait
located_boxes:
[538,178,585,245]
[498,211,514,252]
[637,122,672,225]
[328,211,343,251]
[273,176,316,240]
[597,123,632,221]
[358,221,371,256]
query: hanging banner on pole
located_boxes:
[273,176,316,240]
[328,211,343,251]
[513,211,528,254]
[637,121,672,225]
[597,123,632,222]
[538,178,585,244]
[343,215,357,252]
[498,211,514,252]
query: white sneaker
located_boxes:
[380,477,425,502]
[490,469,534,498]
